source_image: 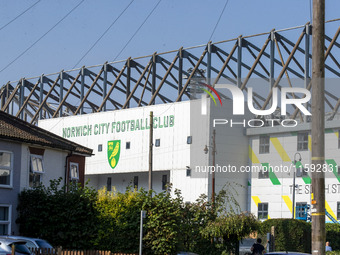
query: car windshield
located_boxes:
[10,243,31,255]
[35,240,53,249]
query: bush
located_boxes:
[202,213,260,254]
[94,187,147,253]
[16,178,98,249]
[17,180,257,254]
[260,219,311,253]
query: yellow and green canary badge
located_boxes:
[107,140,120,169]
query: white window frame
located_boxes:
[0,151,13,188]
[297,132,308,151]
[259,135,270,154]
[30,154,44,173]
[29,154,44,188]
[0,204,11,235]
[69,162,79,180]
[258,203,268,220]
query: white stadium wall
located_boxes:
[39,99,253,208]
[248,121,340,222]
[39,101,210,201]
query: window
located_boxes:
[186,167,191,177]
[107,177,112,192]
[0,205,11,235]
[258,203,268,220]
[126,142,131,149]
[258,165,269,179]
[338,166,340,176]
[98,144,102,152]
[31,155,44,173]
[297,132,308,151]
[162,175,168,190]
[133,176,138,189]
[296,167,308,177]
[69,163,79,180]
[295,202,307,219]
[337,202,340,220]
[29,154,44,188]
[155,139,160,147]
[259,136,270,154]
[0,152,12,187]
[187,136,192,144]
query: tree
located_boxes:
[16,178,98,249]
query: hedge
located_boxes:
[260,219,311,253]
[260,220,340,254]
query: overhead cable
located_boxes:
[0,0,85,74]
[72,0,135,69]
[0,0,41,32]
[113,0,162,61]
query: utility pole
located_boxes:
[212,129,216,205]
[204,129,217,205]
[149,111,153,192]
[311,0,325,255]
[292,170,296,219]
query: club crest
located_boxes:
[107,140,120,169]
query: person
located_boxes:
[251,238,265,255]
[326,241,332,252]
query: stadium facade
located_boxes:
[39,96,340,223]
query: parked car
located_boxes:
[0,237,32,255]
[0,237,52,250]
[265,252,311,255]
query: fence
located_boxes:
[29,248,137,255]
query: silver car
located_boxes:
[266,252,311,255]
[0,237,32,255]
[0,237,52,250]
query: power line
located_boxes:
[310,0,312,23]
[0,0,41,32]
[208,0,230,42]
[113,0,162,61]
[72,0,135,69]
[0,0,85,74]
[48,0,136,133]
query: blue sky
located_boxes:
[0,0,339,84]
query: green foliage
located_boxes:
[326,223,340,251]
[142,189,184,255]
[327,251,340,255]
[16,178,98,249]
[178,193,216,254]
[94,187,147,253]
[202,213,259,254]
[260,219,311,253]
[17,180,256,254]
